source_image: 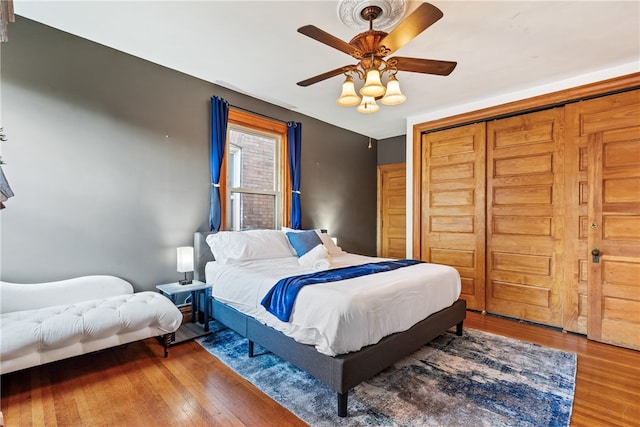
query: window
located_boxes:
[222,110,289,231]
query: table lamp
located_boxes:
[177,246,194,285]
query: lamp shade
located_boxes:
[336,75,361,106]
[357,96,380,114]
[380,74,407,105]
[359,69,386,98]
[176,246,194,273]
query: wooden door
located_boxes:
[421,123,486,311]
[582,91,640,350]
[486,109,565,326]
[378,163,406,258]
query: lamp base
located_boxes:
[179,272,192,285]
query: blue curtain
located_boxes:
[287,122,302,229]
[209,96,229,231]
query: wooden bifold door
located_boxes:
[420,124,486,311]
[485,109,565,326]
[418,88,640,349]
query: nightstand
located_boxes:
[156,280,212,344]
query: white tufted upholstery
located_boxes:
[0,277,182,374]
[0,275,134,314]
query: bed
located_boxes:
[194,229,466,417]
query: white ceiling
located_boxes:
[13,0,640,139]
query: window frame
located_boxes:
[219,109,290,231]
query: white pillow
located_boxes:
[281,227,345,257]
[206,230,295,264]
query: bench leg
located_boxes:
[163,334,173,357]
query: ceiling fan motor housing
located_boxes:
[350,31,389,60]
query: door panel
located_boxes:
[421,123,486,310]
[565,89,640,349]
[378,163,406,258]
[486,108,565,326]
[588,118,640,350]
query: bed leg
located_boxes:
[337,392,348,417]
[248,340,254,358]
[456,321,464,336]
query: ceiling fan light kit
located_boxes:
[297,1,457,114]
[337,68,406,109]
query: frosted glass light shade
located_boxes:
[380,75,406,105]
[357,96,380,114]
[336,76,361,106]
[359,69,386,97]
[176,246,194,273]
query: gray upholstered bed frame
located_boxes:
[194,232,467,417]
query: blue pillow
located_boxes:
[286,230,322,257]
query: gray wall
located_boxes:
[377,135,406,165]
[0,17,377,290]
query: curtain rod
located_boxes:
[229,104,291,125]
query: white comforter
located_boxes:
[206,253,461,356]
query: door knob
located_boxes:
[591,248,601,263]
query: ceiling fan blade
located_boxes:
[392,57,457,76]
[297,25,361,57]
[297,66,353,87]
[379,3,444,55]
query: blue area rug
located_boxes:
[197,321,576,426]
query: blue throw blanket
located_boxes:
[261,259,424,322]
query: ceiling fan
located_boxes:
[296,2,456,111]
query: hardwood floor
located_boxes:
[1,311,638,426]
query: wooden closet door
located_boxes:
[581,90,640,350]
[564,90,640,346]
[378,163,406,258]
[486,108,565,326]
[421,123,486,311]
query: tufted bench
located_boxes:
[0,276,182,375]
